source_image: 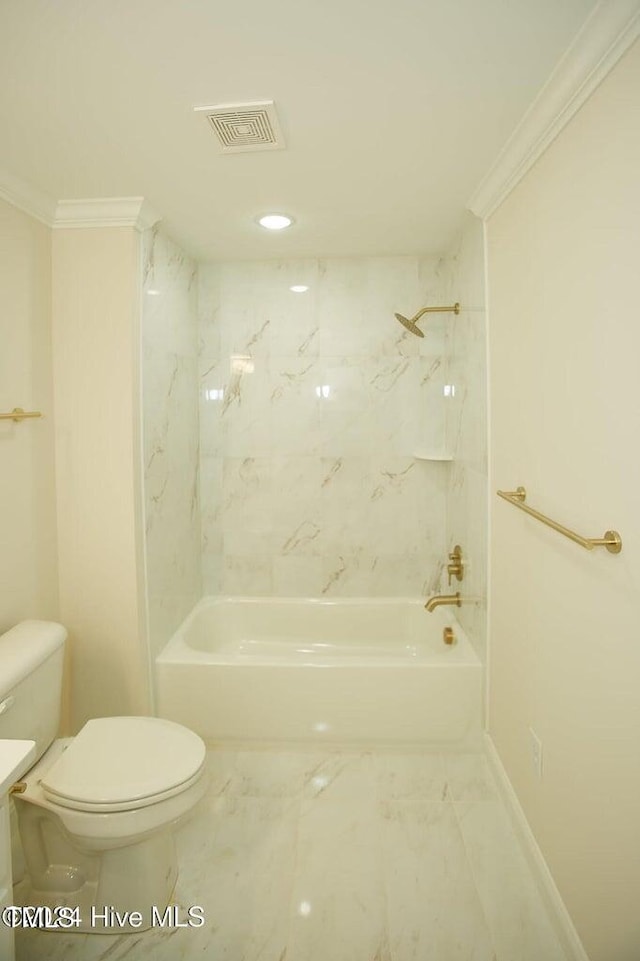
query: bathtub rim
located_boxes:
[156,594,481,668]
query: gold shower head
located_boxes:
[394,312,425,337]
[394,303,460,337]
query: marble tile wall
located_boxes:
[443,213,488,661]
[141,226,202,658]
[198,257,452,597]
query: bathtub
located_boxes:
[156,597,482,746]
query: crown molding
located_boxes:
[53,197,161,231]
[0,174,162,232]
[0,167,57,226]
[469,0,640,220]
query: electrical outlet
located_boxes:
[529,727,543,779]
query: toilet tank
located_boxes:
[0,621,66,765]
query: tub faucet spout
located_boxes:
[424,592,462,613]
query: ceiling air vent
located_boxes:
[194,100,285,153]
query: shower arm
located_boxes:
[412,304,460,320]
[394,303,461,338]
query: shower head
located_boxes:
[394,312,425,338]
[393,303,461,337]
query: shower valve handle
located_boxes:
[447,545,464,585]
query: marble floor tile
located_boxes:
[297,794,384,864]
[203,748,237,795]
[177,794,300,900]
[455,799,567,961]
[16,748,569,961]
[374,752,448,801]
[445,753,499,802]
[15,929,101,961]
[382,801,496,961]
[208,747,315,798]
[286,865,390,961]
[176,866,293,961]
[302,751,374,799]
[15,911,218,961]
[287,798,388,961]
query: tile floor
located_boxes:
[16,748,568,961]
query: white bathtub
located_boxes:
[156,597,482,746]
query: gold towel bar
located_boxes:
[497,487,622,554]
[0,407,43,422]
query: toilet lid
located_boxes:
[41,717,205,812]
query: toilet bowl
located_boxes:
[0,621,207,933]
[14,717,207,931]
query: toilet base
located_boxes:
[16,802,178,933]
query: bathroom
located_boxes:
[0,2,639,960]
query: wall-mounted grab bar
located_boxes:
[496,487,622,554]
[0,408,42,422]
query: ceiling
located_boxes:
[0,0,597,261]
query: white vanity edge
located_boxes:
[0,740,36,796]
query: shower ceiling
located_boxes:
[0,0,597,260]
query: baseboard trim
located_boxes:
[484,732,590,961]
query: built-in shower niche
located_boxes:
[413,451,453,461]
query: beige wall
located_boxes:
[0,198,58,629]
[52,227,150,729]
[487,40,640,961]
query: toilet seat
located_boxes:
[41,716,205,813]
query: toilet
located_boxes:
[0,620,207,932]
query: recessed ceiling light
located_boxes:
[257,213,294,230]
[290,285,309,293]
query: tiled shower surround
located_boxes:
[142,227,202,658]
[198,257,451,598]
[443,215,488,661]
[142,220,488,660]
